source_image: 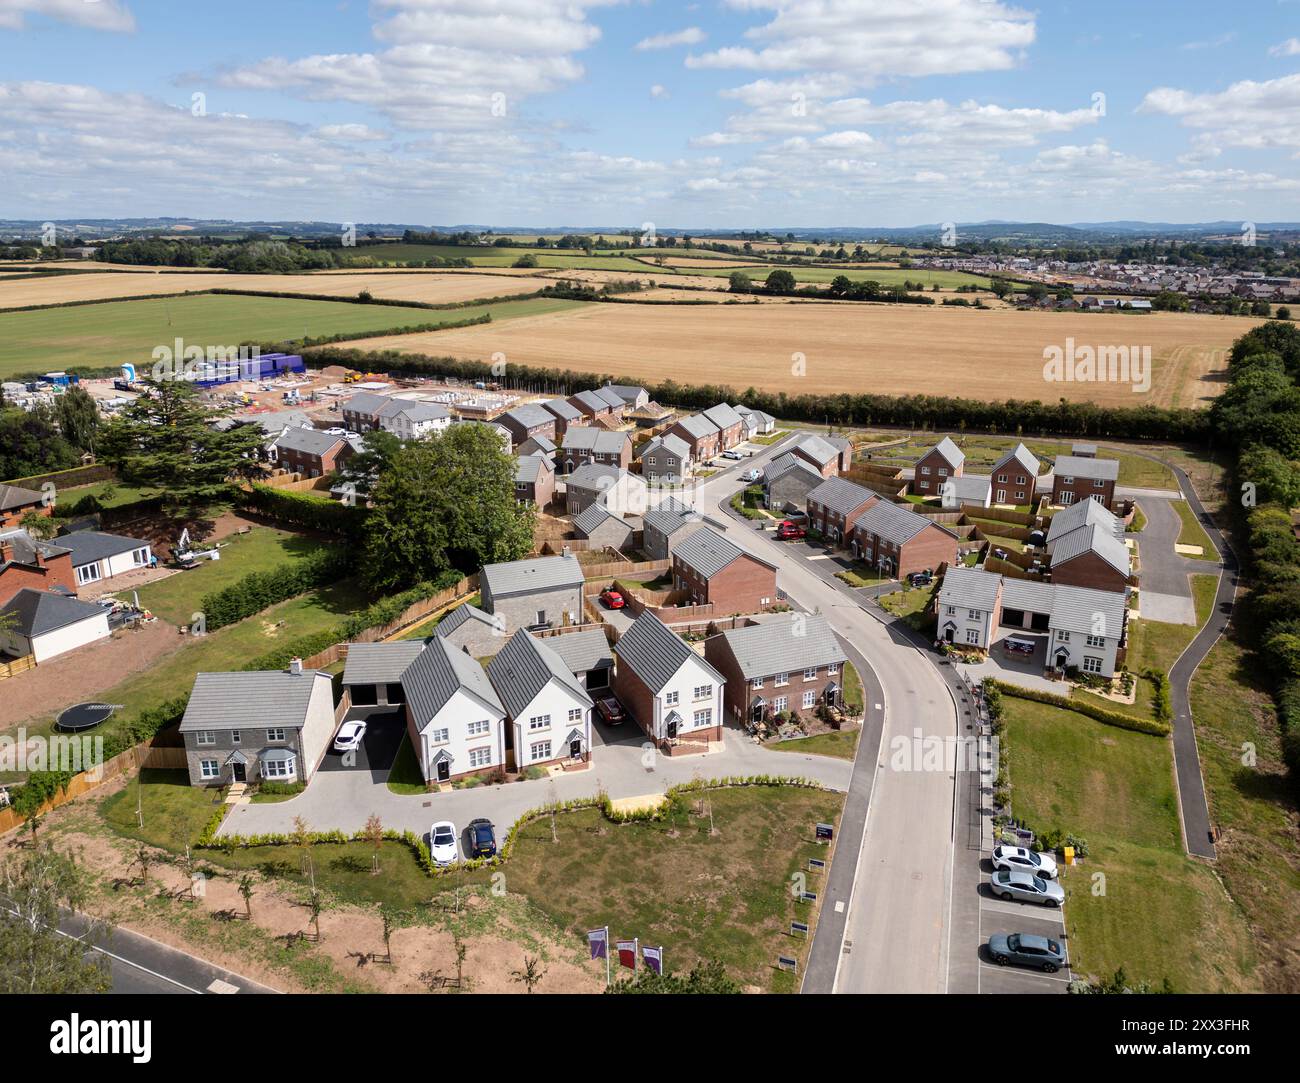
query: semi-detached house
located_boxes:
[805,477,879,544]
[849,501,958,579]
[671,527,778,615]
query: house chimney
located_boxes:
[289,657,303,676]
[562,545,571,558]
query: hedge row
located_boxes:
[991,680,1172,736]
[249,311,490,351]
[299,344,1211,443]
[237,483,367,536]
[199,548,355,631]
[206,286,546,311]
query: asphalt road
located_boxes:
[694,440,958,993]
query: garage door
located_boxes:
[350,683,378,706]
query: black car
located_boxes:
[908,571,934,587]
[467,818,497,859]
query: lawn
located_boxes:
[386,735,426,795]
[1003,697,1258,991]
[834,564,891,588]
[1173,498,1218,559]
[0,292,582,376]
[56,478,159,510]
[770,729,859,760]
[134,526,330,624]
[879,586,933,630]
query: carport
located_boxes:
[341,641,425,707]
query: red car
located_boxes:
[600,588,625,609]
[776,521,806,540]
[595,693,625,724]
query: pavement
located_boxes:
[1131,494,1207,626]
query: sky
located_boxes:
[1,0,1298,228]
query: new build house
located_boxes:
[568,387,622,422]
[790,434,843,478]
[937,566,1128,678]
[604,384,650,410]
[539,397,583,435]
[544,627,614,691]
[763,452,825,512]
[272,427,354,478]
[402,638,507,784]
[612,611,725,747]
[498,403,557,447]
[480,555,584,632]
[376,399,451,440]
[913,436,965,497]
[514,453,556,508]
[849,501,959,579]
[701,403,745,450]
[735,405,776,438]
[564,464,647,515]
[180,664,335,787]
[488,629,593,769]
[705,613,848,726]
[671,527,778,615]
[0,588,111,664]
[664,413,721,462]
[561,427,632,472]
[639,432,692,482]
[1045,499,1132,593]
[991,443,1041,506]
[641,498,708,560]
[572,503,634,551]
[341,391,392,433]
[434,603,507,658]
[1051,455,1119,510]
[805,477,879,544]
[57,530,153,589]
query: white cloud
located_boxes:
[1140,73,1300,155]
[0,0,134,32]
[634,27,705,51]
[1269,37,1300,57]
[650,84,670,99]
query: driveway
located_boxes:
[1132,496,1214,626]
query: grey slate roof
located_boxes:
[604,384,648,404]
[435,603,503,639]
[853,500,950,546]
[1071,443,1098,456]
[343,392,392,418]
[274,426,347,457]
[572,502,621,537]
[542,627,613,677]
[571,389,614,413]
[999,577,1058,614]
[1053,455,1119,481]
[994,442,1041,479]
[517,434,557,457]
[179,669,330,732]
[540,398,582,422]
[614,611,720,693]
[0,588,106,638]
[672,413,719,440]
[487,629,591,719]
[938,566,1003,613]
[702,403,744,432]
[715,613,845,679]
[1046,497,1123,543]
[0,484,43,511]
[562,428,629,455]
[481,555,583,599]
[928,436,966,470]
[501,403,555,431]
[643,498,702,537]
[640,433,691,461]
[792,433,839,467]
[565,463,624,492]
[764,452,820,484]
[1048,583,1129,638]
[807,477,877,516]
[514,454,552,485]
[673,526,774,577]
[342,641,426,686]
[944,475,993,504]
[593,387,626,409]
[1050,522,1131,576]
[378,400,450,423]
[56,529,149,567]
[402,638,504,730]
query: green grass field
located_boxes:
[347,243,657,272]
[1003,697,1258,991]
[134,526,331,624]
[694,264,992,289]
[0,292,582,376]
[1173,498,1218,559]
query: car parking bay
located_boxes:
[320,705,405,781]
[977,883,1072,994]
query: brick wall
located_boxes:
[1049,551,1130,593]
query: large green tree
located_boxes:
[362,423,534,591]
[0,844,111,994]
[97,379,266,511]
[56,386,100,455]
[0,404,79,481]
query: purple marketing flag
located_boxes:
[587,927,608,960]
[642,945,663,975]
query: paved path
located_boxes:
[1132,494,1207,625]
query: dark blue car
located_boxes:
[468,818,497,859]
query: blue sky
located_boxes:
[1,0,1298,227]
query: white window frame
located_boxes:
[801,690,816,709]
[966,629,980,645]
[692,684,710,701]
[467,719,490,737]
[1082,656,1104,674]
[430,727,450,745]
[199,759,220,780]
[468,747,492,768]
[692,708,712,728]
[530,740,552,761]
[803,666,818,681]
[773,696,788,713]
[528,714,551,732]
[664,690,679,706]
[266,728,286,742]
[1085,633,1106,647]
[774,672,789,686]
[195,730,216,747]
[262,756,296,779]
[75,563,102,585]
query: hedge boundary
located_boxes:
[991,680,1172,736]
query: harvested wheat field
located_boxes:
[346,302,1263,409]
[0,269,546,309]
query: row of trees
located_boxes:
[0,386,99,481]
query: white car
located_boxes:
[333,719,367,753]
[325,427,346,436]
[722,449,744,460]
[992,844,1058,879]
[429,821,458,867]
[742,468,762,482]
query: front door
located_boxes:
[232,763,246,783]
[570,738,582,759]
[436,759,450,782]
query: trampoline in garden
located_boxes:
[54,702,117,733]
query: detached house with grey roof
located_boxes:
[560,427,632,472]
[376,399,451,440]
[612,611,725,748]
[488,629,593,769]
[498,403,557,447]
[638,432,692,482]
[991,443,1041,506]
[0,587,110,664]
[180,663,336,787]
[913,436,965,498]
[568,387,622,422]
[341,391,392,433]
[401,638,507,784]
[1051,454,1119,511]
[642,498,707,560]
[514,453,555,508]
[763,452,825,513]
[272,426,354,478]
[434,602,507,658]
[480,555,584,633]
[805,477,879,544]
[705,613,848,726]
[701,403,745,450]
[56,529,154,588]
[672,527,778,615]
[564,463,647,515]
[572,503,634,551]
[1045,499,1132,593]
[790,434,843,478]
[0,483,49,530]
[664,413,721,462]
[604,384,649,410]
[539,397,583,435]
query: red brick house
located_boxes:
[272,428,354,479]
[790,434,842,478]
[498,404,557,447]
[0,531,76,606]
[805,477,879,545]
[701,403,745,450]
[671,527,778,615]
[513,454,555,509]
[990,443,1041,506]
[849,501,958,579]
[1051,455,1118,511]
[912,436,965,497]
[665,413,721,461]
[568,388,624,422]
[1045,499,1132,592]
[0,484,48,530]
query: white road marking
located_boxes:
[207,978,240,994]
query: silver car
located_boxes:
[990,869,1065,907]
[992,844,1058,879]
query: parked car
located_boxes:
[600,588,625,609]
[326,427,346,436]
[776,520,806,540]
[595,692,625,725]
[742,468,762,482]
[989,869,1064,907]
[722,449,743,460]
[429,821,458,867]
[908,571,933,587]
[467,818,497,859]
[333,719,367,753]
[992,844,1058,879]
[987,932,1067,973]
